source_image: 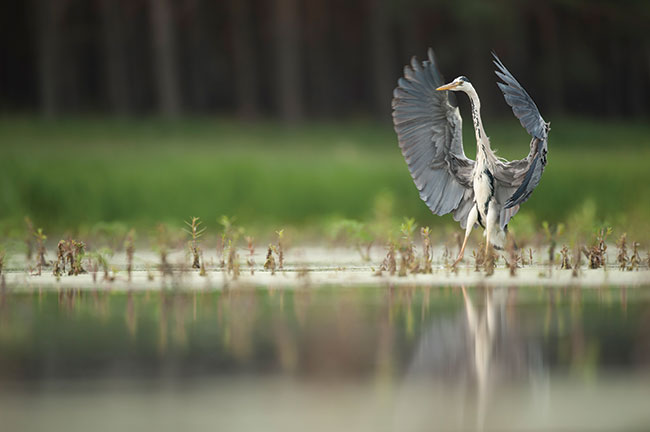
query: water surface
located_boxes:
[1,285,649,431]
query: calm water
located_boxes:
[1,285,649,431]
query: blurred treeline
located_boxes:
[1,0,649,120]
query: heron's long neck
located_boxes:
[465,86,491,161]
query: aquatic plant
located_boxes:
[397,218,417,276]
[375,242,397,276]
[420,227,432,274]
[50,239,86,277]
[227,240,241,279]
[472,240,485,272]
[53,240,65,277]
[398,251,409,277]
[92,248,114,281]
[629,241,641,271]
[616,233,629,271]
[542,221,564,269]
[64,240,75,274]
[264,245,276,275]
[276,229,285,269]
[156,224,173,277]
[560,245,571,269]
[504,237,519,276]
[125,229,135,281]
[216,217,245,280]
[471,247,483,272]
[24,216,34,261]
[519,248,534,266]
[483,246,496,276]
[246,236,255,275]
[572,244,582,277]
[216,234,225,269]
[184,217,206,270]
[89,257,98,283]
[71,240,86,275]
[199,251,207,276]
[34,228,47,275]
[582,227,611,269]
[328,219,374,261]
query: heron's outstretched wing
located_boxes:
[492,53,549,219]
[392,49,475,228]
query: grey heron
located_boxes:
[392,49,549,266]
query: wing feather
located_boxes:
[492,53,550,219]
[392,49,475,227]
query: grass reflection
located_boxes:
[0,285,647,385]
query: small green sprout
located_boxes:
[34,228,48,275]
[184,217,206,270]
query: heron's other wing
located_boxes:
[492,54,549,218]
[392,49,475,228]
[493,53,548,141]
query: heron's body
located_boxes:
[392,50,549,264]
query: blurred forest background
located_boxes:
[2,0,650,118]
[0,0,649,241]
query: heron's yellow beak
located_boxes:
[436,82,459,91]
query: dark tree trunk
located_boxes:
[535,3,564,114]
[37,0,66,116]
[149,0,181,117]
[624,20,646,117]
[368,0,395,121]
[397,4,418,68]
[273,0,302,123]
[100,0,131,114]
[185,0,211,111]
[229,0,259,119]
[305,0,333,117]
[606,19,623,118]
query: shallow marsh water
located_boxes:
[1,284,649,431]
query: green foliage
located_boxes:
[1,117,649,240]
[507,211,537,242]
[34,228,46,242]
[399,217,417,244]
[328,219,372,243]
[87,222,129,250]
[184,217,206,269]
[219,216,243,242]
[566,199,599,242]
[183,217,206,241]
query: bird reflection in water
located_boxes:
[395,286,548,431]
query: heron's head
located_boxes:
[436,76,471,92]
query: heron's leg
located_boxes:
[484,202,499,256]
[453,206,478,266]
